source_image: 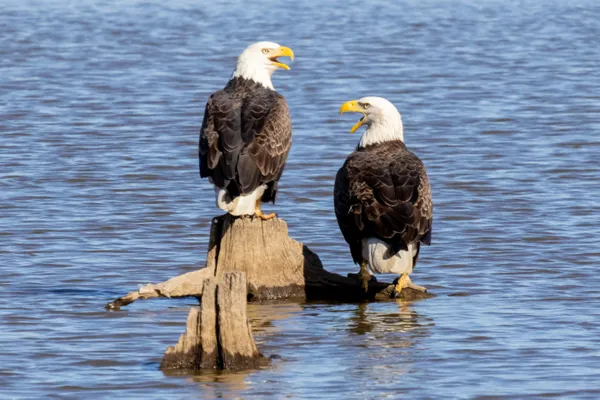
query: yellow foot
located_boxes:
[258,212,276,221]
[394,274,427,297]
[254,204,276,221]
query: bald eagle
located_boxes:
[335,97,433,296]
[199,42,294,219]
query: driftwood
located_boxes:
[106,215,433,310]
[160,272,268,371]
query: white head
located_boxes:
[339,96,404,148]
[232,41,294,90]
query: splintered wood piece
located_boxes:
[160,273,268,371]
[198,278,218,369]
[159,307,202,370]
[105,267,215,310]
[216,272,264,369]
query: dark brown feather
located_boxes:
[199,77,292,202]
[334,140,433,265]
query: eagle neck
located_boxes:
[357,139,406,152]
[232,64,274,90]
[358,119,404,148]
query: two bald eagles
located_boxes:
[199,42,432,296]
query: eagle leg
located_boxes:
[254,199,276,221]
[393,273,427,297]
[359,260,370,292]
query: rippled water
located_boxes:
[2,0,600,398]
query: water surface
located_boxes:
[2,0,600,398]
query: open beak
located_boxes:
[269,46,294,70]
[339,100,365,133]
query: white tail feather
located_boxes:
[362,238,418,275]
[216,185,267,216]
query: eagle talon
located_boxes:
[261,213,277,221]
[394,273,427,295]
[255,211,277,221]
[254,200,277,221]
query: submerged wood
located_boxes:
[160,272,268,371]
[106,215,433,310]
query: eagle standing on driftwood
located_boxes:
[335,97,433,296]
[199,42,294,220]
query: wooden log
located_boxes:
[105,267,215,310]
[160,272,268,371]
[106,215,434,310]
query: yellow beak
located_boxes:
[339,100,365,133]
[270,46,295,70]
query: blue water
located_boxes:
[2,0,600,398]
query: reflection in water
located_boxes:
[162,368,252,393]
[342,302,435,393]
[192,370,262,399]
[347,301,433,357]
[162,301,434,398]
[192,370,253,395]
[165,369,261,398]
[246,302,304,344]
[348,302,428,340]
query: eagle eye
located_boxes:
[261,48,270,54]
[362,103,370,109]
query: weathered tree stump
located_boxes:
[208,214,311,299]
[106,215,433,310]
[160,272,268,371]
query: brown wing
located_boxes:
[199,81,291,202]
[240,91,292,202]
[334,141,432,264]
[199,90,241,189]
